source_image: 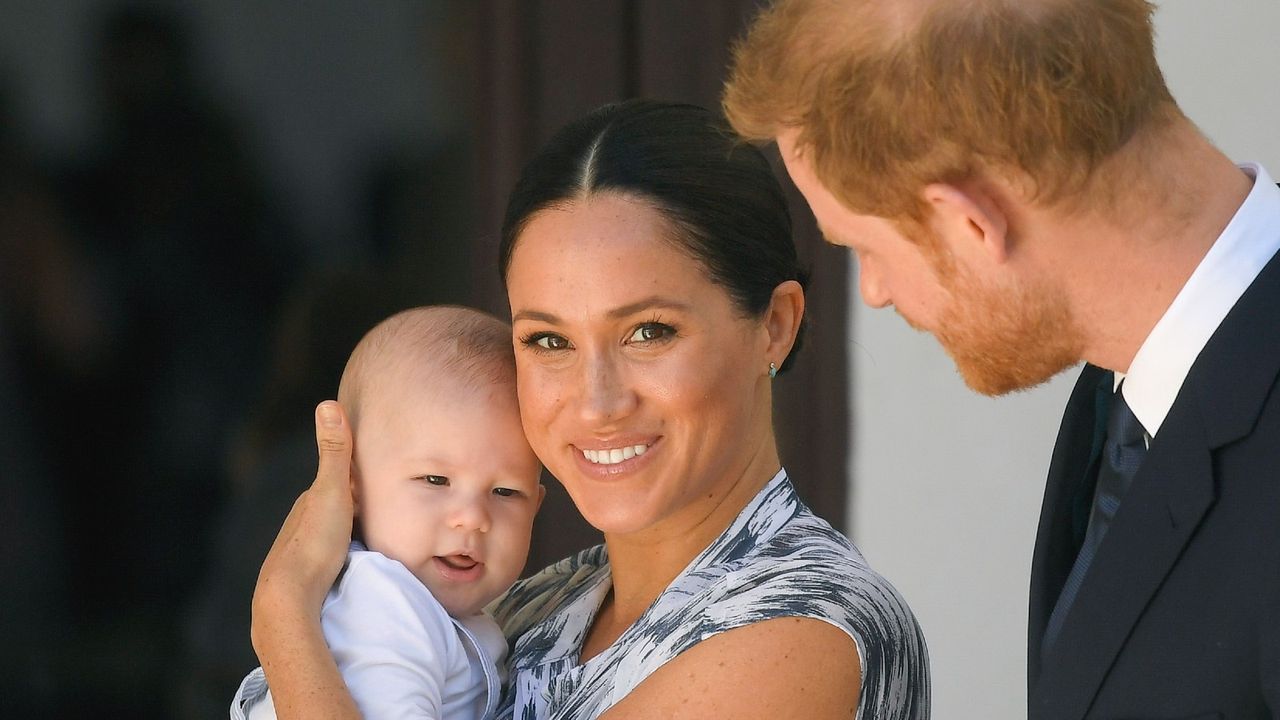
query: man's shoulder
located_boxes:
[1175,243,1280,443]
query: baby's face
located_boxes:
[353,379,543,617]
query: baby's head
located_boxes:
[338,306,543,617]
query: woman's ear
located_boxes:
[920,182,1011,264]
[763,279,806,369]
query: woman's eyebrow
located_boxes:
[512,297,691,325]
[511,309,560,324]
[606,297,690,319]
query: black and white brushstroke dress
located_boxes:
[489,469,930,719]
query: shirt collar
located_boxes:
[1121,163,1280,436]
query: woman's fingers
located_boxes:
[252,401,355,642]
[300,400,356,586]
[246,404,362,720]
[313,400,354,498]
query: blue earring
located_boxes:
[768,362,778,379]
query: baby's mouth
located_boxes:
[438,554,479,570]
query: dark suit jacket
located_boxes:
[1027,242,1280,719]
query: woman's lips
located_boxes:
[581,443,649,465]
[573,437,660,476]
[433,554,483,582]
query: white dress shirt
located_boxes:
[1117,163,1280,439]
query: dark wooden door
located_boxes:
[453,0,852,571]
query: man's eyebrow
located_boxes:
[511,297,691,325]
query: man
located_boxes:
[725,0,1280,718]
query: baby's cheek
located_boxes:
[495,512,536,565]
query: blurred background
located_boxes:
[2,1,1276,718]
[0,1,853,717]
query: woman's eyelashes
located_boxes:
[519,320,679,354]
[519,331,571,353]
[626,321,677,345]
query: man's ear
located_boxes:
[921,182,1011,264]
[763,279,806,370]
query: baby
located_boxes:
[232,306,544,720]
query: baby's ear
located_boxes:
[535,484,547,512]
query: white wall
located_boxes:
[846,2,1280,718]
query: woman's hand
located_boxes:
[253,400,354,622]
[250,401,361,720]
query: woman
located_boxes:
[250,100,929,719]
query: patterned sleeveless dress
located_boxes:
[489,469,930,719]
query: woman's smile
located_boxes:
[572,436,661,477]
[580,444,649,466]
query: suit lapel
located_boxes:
[1029,406,1215,719]
[1030,243,1280,719]
[1027,364,1110,682]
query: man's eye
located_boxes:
[420,475,448,486]
[628,323,675,343]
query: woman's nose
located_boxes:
[577,350,637,426]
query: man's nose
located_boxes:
[857,256,892,309]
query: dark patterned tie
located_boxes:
[1042,382,1148,657]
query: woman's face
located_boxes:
[506,193,775,538]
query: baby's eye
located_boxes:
[627,323,676,343]
[419,475,449,486]
[492,487,521,498]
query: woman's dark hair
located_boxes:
[499,99,809,372]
